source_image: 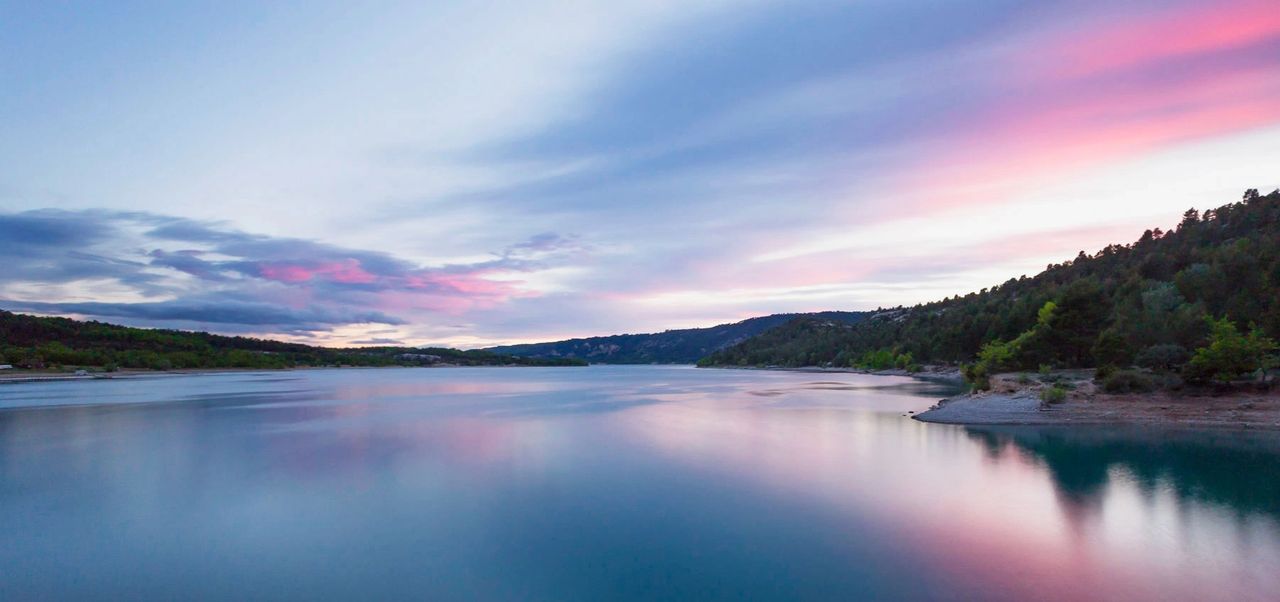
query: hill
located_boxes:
[701,188,1280,383]
[486,311,867,364]
[0,311,585,371]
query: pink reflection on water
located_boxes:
[328,378,558,401]
[612,383,1280,601]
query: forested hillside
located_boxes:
[0,311,584,370]
[701,188,1280,383]
[487,311,866,363]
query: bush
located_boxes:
[962,362,991,391]
[976,339,1017,373]
[1040,385,1068,404]
[1184,317,1276,383]
[1103,370,1156,394]
[1094,364,1116,381]
[1136,344,1190,372]
[1155,372,1184,391]
[858,349,896,370]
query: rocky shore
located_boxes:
[914,373,1280,430]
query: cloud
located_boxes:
[0,210,116,246]
[1041,0,1280,80]
[5,299,405,329]
[0,209,581,337]
[349,338,405,346]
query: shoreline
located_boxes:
[707,365,1280,431]
[0,366,398,385]
[913,381,1280,431]
[0,363,583,385]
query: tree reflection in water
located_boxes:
[965,425,1280,523]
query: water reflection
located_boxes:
[0,367,1277,600]
[966,425,1280,521]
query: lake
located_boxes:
[1,366,1278,600]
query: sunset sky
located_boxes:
[3,0,1279,347]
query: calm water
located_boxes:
[2,366,1278,600]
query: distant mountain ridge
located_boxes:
[485,312,868,364]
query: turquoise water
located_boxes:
[1,366,1277,600]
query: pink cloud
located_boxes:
[320,260,378,284]
[255,257,517,299]
[1046,0,1280,80]
[244,251,537,322]
[924,76,1280,201]
[896,10,1280,216]
[259,260,378,285]
[403,272,515,296]
[259,264,315,283]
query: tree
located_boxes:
[1044,280,1110,366]
[1092,330,1133,367]
[1184,317,1276,383]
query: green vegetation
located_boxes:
[1134,344,1191,372]
[1040,384,1068,404]
[0,311,585,371]
[495,311,865,364]
[685,314,868,367]
[1183,316,1276,384]
[1102,370,1157,394]
[846,349,917,371]
[701,189,1280,391]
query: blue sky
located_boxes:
[3,0,1279,347]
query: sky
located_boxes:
[2,0,1279,348]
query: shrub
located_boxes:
[1136,344,1190,372]
[976,339,1016,372]
[1184,317,1276,383]
[859,349,896,370]
[1040,385,1068,404]
[1094,364,1116,381]
[1155,372,1184,391]
[1103,370,1156,394]
[961,362,991,391]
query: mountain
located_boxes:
[701,188,1280,377]
[486,311,868,364]
[0,311,585,370]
